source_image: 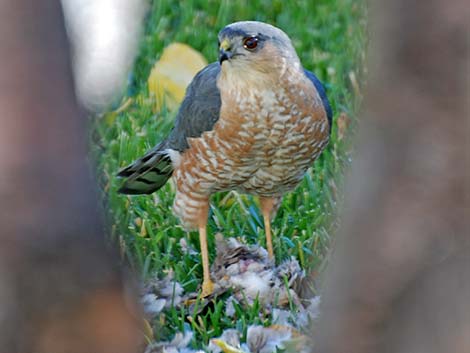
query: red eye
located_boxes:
[243,36,259,50]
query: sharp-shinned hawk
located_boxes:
[118,21,332,296]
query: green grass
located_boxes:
[91,0,366,349]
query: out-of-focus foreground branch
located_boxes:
[313,1,469,352]
[0,1,140,352]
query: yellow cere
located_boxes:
[219,38,231,51]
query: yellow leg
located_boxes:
[196,202,214,297]
[260,197,276,259]
[199,223,214,297]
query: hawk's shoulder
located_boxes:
[168,62,222,152]
[303,69,332,131]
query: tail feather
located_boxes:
[117,144,173,195]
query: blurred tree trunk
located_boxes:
[0,1,140,352]
[313,1,469,352]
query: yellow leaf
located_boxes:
[211,339,245,353]
[139,219,147,237]
[148,43,207,111]
[142,318,154,343]
[103,97,133,125]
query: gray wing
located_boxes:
[117,62,221,194]
[167,62,222,151]
[303,69,332,132]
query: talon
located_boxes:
[201,279,215,297]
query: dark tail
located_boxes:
[117,143,173,195]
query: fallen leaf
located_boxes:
[210,339,245,353]
[148,43,207,111]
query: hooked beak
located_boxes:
[219,49,232,64]
[219,38,232,64]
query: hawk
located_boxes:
[118,21,332,296]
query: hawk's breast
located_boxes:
[213,76,330,196]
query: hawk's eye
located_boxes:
[243,36,259,50]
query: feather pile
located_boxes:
[141,235,321,352]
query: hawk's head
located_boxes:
[217,21,301,81]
